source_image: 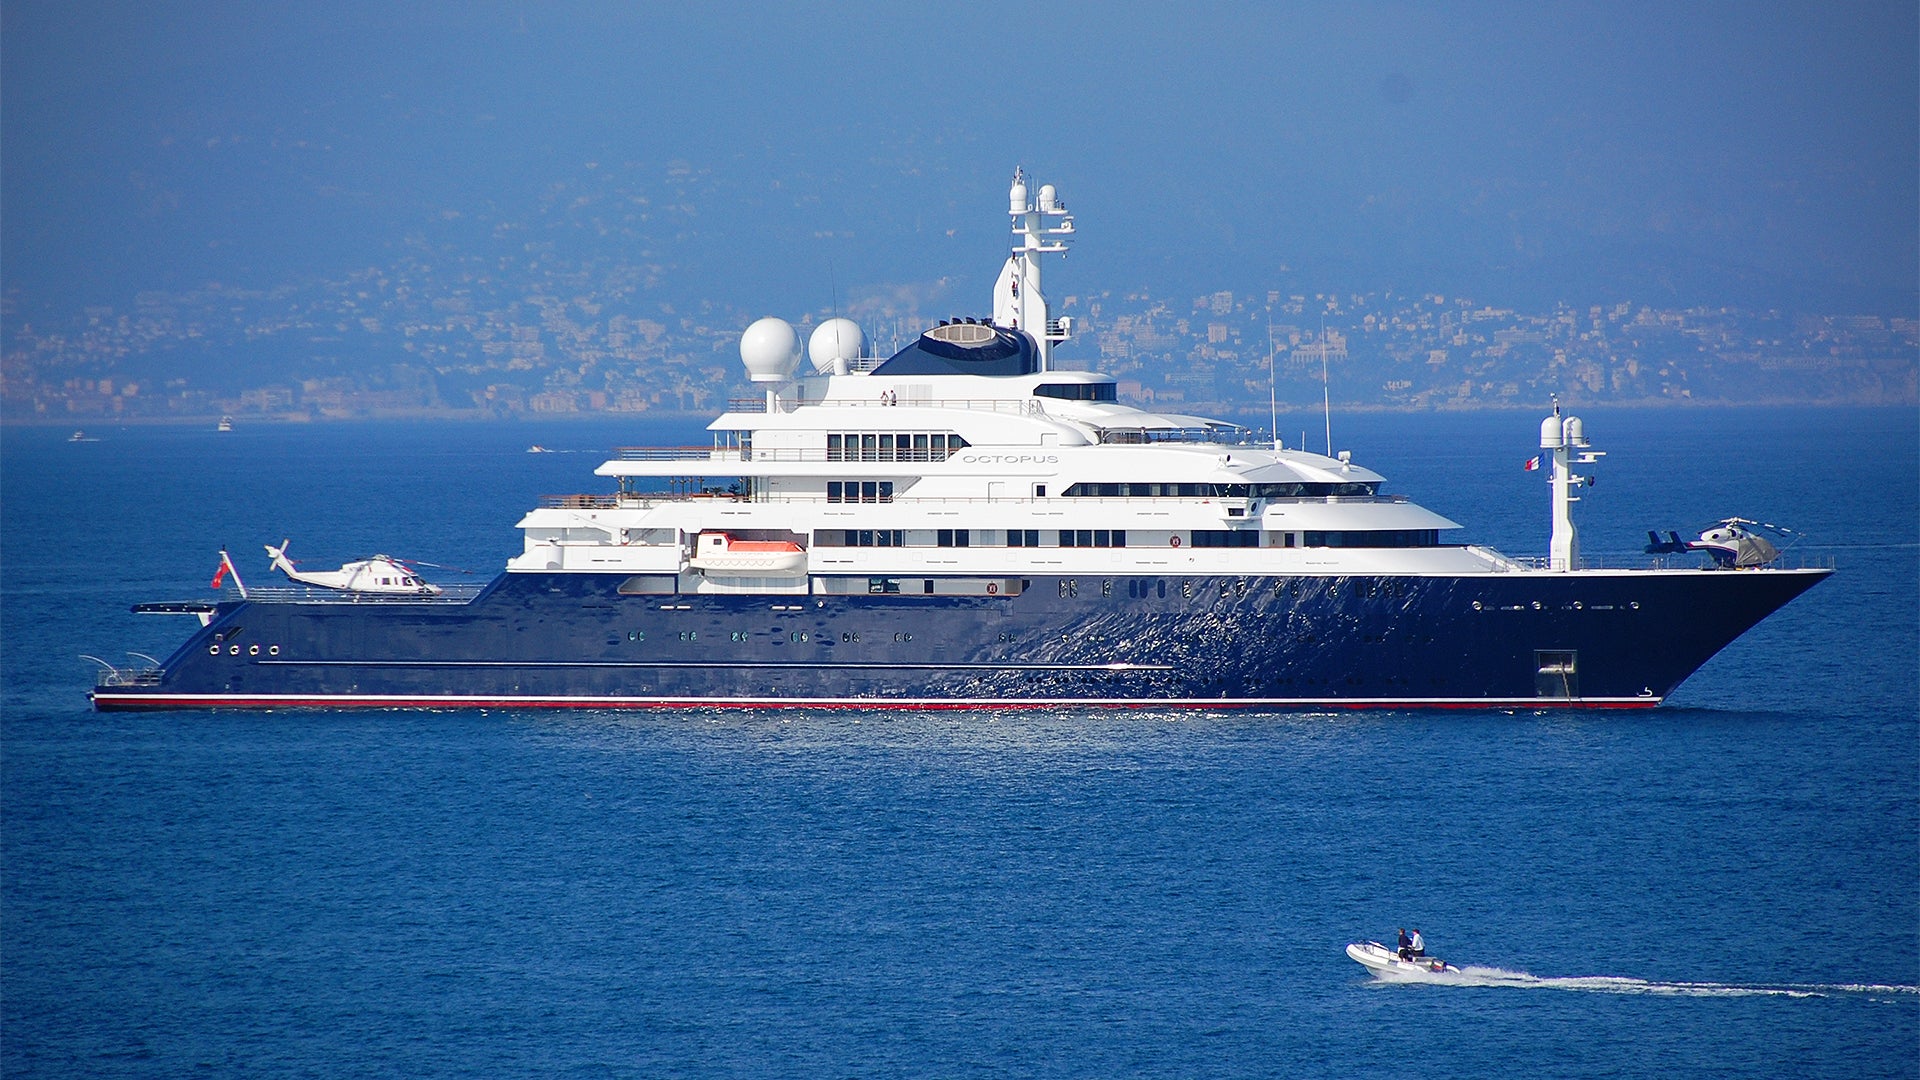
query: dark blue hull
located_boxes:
[91,568,1828,710]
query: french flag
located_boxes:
[1522,456,1542,472]
[210,549,241,590]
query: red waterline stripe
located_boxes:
[91,693,1663,711]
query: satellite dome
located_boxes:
[808,318,866,375]
[1540,415,1564,449]
[740,317,801,384]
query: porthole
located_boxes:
[248,645,259,656]
[268,645,280,656]
[209,645,220,655]
[789,631,809,643]
[1471,600,1484,611]
[1531,600,1543,610]
[1629,601,1641,610]
[228,645,240,655]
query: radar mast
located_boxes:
[1540,398,1605,571]
[993,167,1075,370]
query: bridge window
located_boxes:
[937,529,971,547]
[1034,382,1118,402]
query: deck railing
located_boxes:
[95,667,164,688]
[608,447,970,464]
[238,583,488,604]
[539,491,1412,509]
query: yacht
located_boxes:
[90,170,1828,711]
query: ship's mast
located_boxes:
[995,167,1075,370]
[1540,398,1603,571]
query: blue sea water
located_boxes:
[3,408,1916,1078]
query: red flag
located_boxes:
[211,551,231,589]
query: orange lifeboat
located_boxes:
[688,532,807,575]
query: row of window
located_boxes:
[1062,481,1382,499]
[825,433,970,462]
[816,528,1433,549]
[1033,382,1118,402]
[826,481,895,504]
[1190,530,1260,548]
[818,529,908,547]
[1302,530,1440,548]
[620,575,1447,606]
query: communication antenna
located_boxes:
[1320,316,1333,456]
[1266,310,1280,450]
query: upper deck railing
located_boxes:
[609,446,970,464]
[726,397,1043,415]
[537,491,1410,510]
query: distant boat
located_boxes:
[217,416,234,433]
[68,430,98,443]
[527,445,553,453]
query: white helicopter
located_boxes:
[264,540,443,595]
[1644,517,1792,569]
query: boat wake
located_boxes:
[1378,966,1920,1001]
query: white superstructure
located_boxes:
[508,169,1522,593]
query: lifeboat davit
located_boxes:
[689,532,807,575]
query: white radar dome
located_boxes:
[808,318,866,375]
[1540,415,1565,449]
[740,317,802,384]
